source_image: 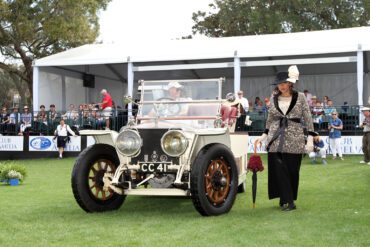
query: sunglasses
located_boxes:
[331,114,337,116]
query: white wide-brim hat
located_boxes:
[167,81,183,89]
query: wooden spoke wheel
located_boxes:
[205,158,231,205]
[88,159,115,201]
[191,144,238,216]
[72,144,126,213]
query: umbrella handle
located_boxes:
[253,140,261,155]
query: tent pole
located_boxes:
[127,58,134,117]
[234,51,241,94]
[32,65,39,109]
[357,45,364,106]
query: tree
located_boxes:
[0,0,111,101]
[192,0,370,37]
[0,68,29,108]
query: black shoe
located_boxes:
[279,199,284,208]
[282,203,296,211]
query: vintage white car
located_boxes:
[71,78,249,216]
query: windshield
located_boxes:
[137,78,223,126]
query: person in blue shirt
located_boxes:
[328,111,344,160]
[308,132,328,164]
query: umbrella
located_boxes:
[247,142,264,208]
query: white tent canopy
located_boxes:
[33,27,370,111]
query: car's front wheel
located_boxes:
[71,144,126,212]
[190,144,238,216]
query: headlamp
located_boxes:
[161,130,188,157]
[116,129,142,157]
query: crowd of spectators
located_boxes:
[236,89,369,134]
[1,91,368,136]
[0,101,136,136]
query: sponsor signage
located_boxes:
[0,136,24,151]
[29,136,81,152]
[248,136,364,155]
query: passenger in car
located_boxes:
[221,93,240,129]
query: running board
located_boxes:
[123,188,189,196]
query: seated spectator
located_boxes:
[19,105,32,135]
[308,132,328,165]
[310,95,318,107]
[35,105,48,134]
[322,96,329,107]
[0,106,10,134]
[36,105,47,124]
[254,99,267,114]
[63,103,79,127]
[91,108,104,129]
[341,101,349,114]
[254,97,262,108]
[9,106,21,129]
[48,104,59,125]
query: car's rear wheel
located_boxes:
[71,144,126,212]
[190,144,238,216]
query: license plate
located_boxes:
[139,162,171,173]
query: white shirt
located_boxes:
[55,124,75,137]
[278,95,292,115]
[239,97,249,112]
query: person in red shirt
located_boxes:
[100,89,113,130]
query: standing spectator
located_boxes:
[255,65,314,211]
[237,90,249,113]
[312,101,324,130]
[303,89,313,106]
[19,105,32,135]
[54,119,76,159]
[359,107,370,165]
[308,132,328,165]
[264,97,271,108]
[100,89,113,130]
[328,111,344,160]
[236,90,249,131]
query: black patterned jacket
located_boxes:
[264,91,314,154]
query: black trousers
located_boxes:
[268,152,303,204]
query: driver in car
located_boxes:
[147,81,191,118]
[166,81,191,115]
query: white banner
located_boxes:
[248,136,364,155]
[0,136,24,151]
[29,136,81,152]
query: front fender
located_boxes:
[79,130,119,147]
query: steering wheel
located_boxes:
[154,97,181,116]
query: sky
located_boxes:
[98,0,214,43]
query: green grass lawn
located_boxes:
[0,155,369,247]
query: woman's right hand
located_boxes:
[254,133,267,147]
